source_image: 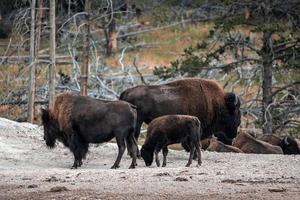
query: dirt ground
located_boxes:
[0,117,299,200]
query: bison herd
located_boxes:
[41,78,300,169]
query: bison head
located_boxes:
[141,145,154,166]
[218,93,241,141]
[281,136,300,155]
[41,108,58,148]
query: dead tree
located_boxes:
[27,0,37,123]
[81,0,90,96]
[49,0,56,108]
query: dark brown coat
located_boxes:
[120,78,241,143]
[258,135,300,155]
[207,137,243,153]
[233,132,283,154]
[41,93,138,169]
[141,115,202,167]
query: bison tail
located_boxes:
[119,90,127,100]
[181,140,191,152]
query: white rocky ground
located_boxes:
[0,117,299,200]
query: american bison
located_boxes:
[141,115,202,167]
[41,93,138,169]
[258,135,300,155]
[207,137,243,153]
[233,132,283,154]
[120,78,241,144]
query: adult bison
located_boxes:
[41,93,138,169]
[233,132,283,154]
[207,137,243,153]
[258,135,300,155]
[120,78,241,143]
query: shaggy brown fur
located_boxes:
[207,137,243,153]
[233,132,283,154]
[258,135,300,155]
[141,115,202,167]
[41,93,138,169]
[120,78,241,144]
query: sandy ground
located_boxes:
[0,117,300,200]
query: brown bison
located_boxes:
[141,115,202,167]
[233,132,283,154]
[258,135,300,155]
[41,93,138,169]
[207,137,243,153]
[120,78,241,144]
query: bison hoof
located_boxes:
[111,165,120,169]
[162,163,166,167]
[185,163,191,167]
[129,165,136,169]
[71,165,78,169]
[196,164,201,168]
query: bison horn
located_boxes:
[234,94,239,106]
[284,136,290,145]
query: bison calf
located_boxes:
[141,115,202,167]
[41,93,138,169]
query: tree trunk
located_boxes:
[261,32,273,134]
[49,0,56,108]
[27,0,37,123]
[35,0,44,56]
[107,18,117,56]
[81,0,90,96]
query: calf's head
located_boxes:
[141,145,154,166]
[41,108,58,148]
[218,93,241,141]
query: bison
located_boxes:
[41,93,138,169]
[120,78,241,145]
[141,115,202,167]
[258,135,300,155]
[233,132,283,154]
[207,137,243,153]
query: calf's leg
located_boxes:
[111,134,126,169]
[154,150,160,167]
[162,146,168,167]
[195,141,202,167]
[126,133,138,169]
[186,141,195,167]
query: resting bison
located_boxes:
[233,132,283,154]
[258,135,300,155]
[120,78,241,144]
[141,115,202,167]
[207,137,243,153]
[41,93,138,169]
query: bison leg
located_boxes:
[195,141,202,167]
[134,117,143,158]
[69,133,88,169]
[111,135,126,169]
[126,134,138,169]
[154,150,160,167]
[186,141,195,167]
[162,146,168,167]
[182,139,197,160]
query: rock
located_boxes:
[27,184,38,188]
[268,188,287,192]
[49,186,69,192]
[155,172,171,177]
[174,177,188,182]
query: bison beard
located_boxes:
[41,93,138,169]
